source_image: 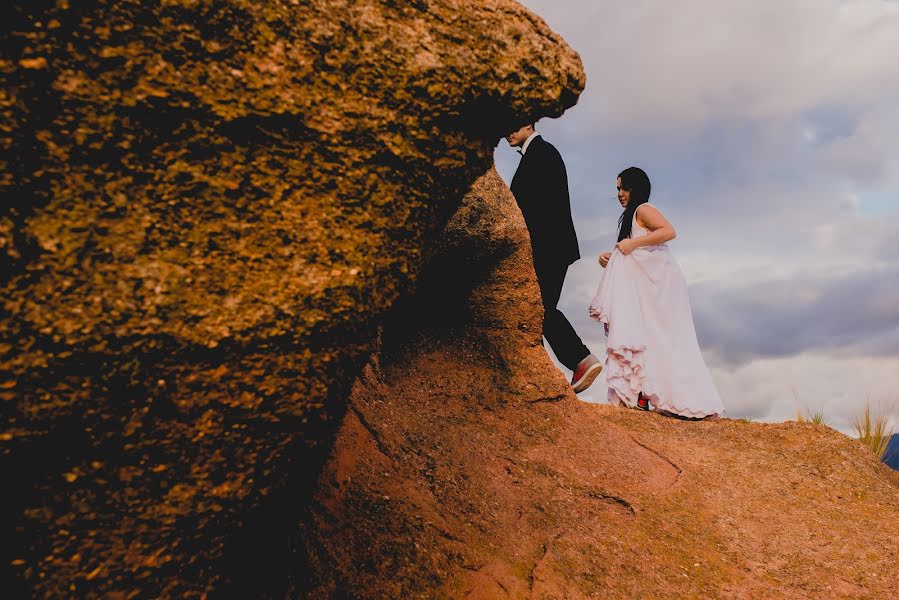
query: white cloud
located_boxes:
[495,0,899,430]
[523,0,899,127]
[818,105,899,184]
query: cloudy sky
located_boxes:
[494,0,899,434]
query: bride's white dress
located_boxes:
[588,206,725,418]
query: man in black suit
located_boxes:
[506,123,602,393]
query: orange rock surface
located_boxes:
[302,169,899,598]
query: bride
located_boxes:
[589,167,725,419]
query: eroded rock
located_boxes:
[0,1,584,596]
[303,169,899,598]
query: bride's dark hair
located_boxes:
[617,166,652,242]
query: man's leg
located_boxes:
[535,262,591,371]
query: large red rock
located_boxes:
[0,1,583,596]
[303,169,899,598]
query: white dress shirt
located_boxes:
[520,131,539,155]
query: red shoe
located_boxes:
[636,393,650,411]
[571,354,602,393]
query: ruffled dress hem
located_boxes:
[590,272,725,420]
[603,343,724,419]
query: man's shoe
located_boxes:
[571,354,602,393]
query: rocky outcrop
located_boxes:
[0,1,584,596]
[7,1,894,597]
[302,169,899,598]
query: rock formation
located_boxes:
[302,169,899,599]
[4,1,898,598]
[0,1,583,596]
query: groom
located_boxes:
[506,123,602,393]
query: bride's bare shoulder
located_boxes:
[635,203,671,229]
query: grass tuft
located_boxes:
[853,403,895,461]
[796,410,828,426]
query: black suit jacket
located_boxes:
[509,136,580,269]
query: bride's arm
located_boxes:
[617,205,676,253]
[635,204,676,245]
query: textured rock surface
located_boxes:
[303,169,899,598]
[0,1,584,596]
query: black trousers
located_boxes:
[535,261,591,371]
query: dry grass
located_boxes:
[796,410,828,426]
[853,403,895,461]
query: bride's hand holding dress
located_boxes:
[598,251,612,268]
